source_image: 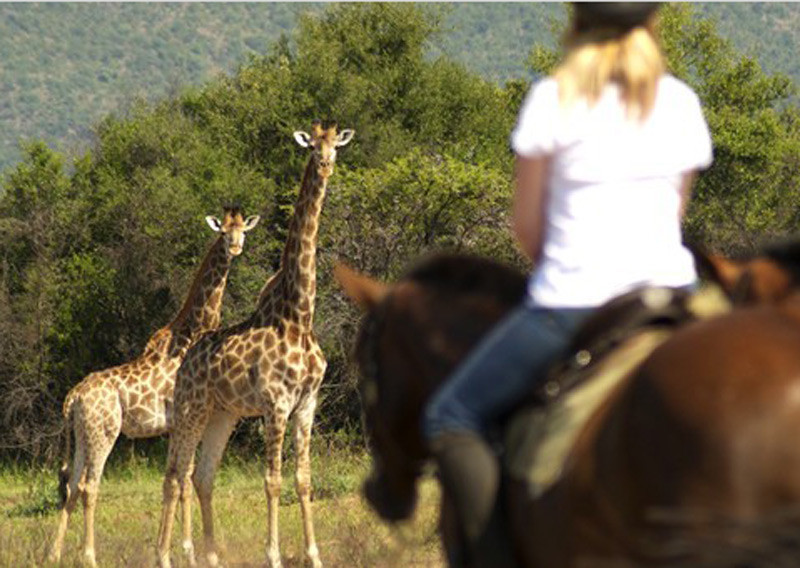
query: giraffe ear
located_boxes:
[206,216,223,232]
[336,129,355,147]
[243,215,261,231]
[294,131,312,148]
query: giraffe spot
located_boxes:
[288,352,301,365]
[286,325,300,345]
[210,366,221,381]
[219,380,235,401]
[235,377,250,397]
[248,364,262,385]
[252,330,265,343]
[209,290,222,305]
[278,343,288,356]
[244,349,261,366]
[274,360,287,374]
[270,383,287,399]
[245,391,260,407]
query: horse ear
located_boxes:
[334,263,388,311]
[692,247,748,299]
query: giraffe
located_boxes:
[155,121,354,568]
[48,206,260,567]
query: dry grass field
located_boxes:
[0,449,445,568]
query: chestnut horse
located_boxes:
[336,244,800,568]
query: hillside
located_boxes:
[1,3,798,174]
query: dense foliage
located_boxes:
[1,4,799,461]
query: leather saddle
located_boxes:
[535,286,696,403]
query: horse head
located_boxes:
[335,264,427,521]
[692,240,800,306]
[335,255,527,523]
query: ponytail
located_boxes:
[555,19,665,121]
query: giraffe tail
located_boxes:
[57,395,76,506]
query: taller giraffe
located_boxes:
[156,122,354,568]
[49,206,260,567]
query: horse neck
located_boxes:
[777,292,800,323]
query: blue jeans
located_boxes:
[422,303,595,441]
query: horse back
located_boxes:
[574,306,800,563]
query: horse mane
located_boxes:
[402,252,527,304]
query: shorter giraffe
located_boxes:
[48,206,259,567]
[156,122,353,568]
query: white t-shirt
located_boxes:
[511,75,713,308]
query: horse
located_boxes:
[335,243,800,567]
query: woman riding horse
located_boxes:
[337,242,800,567]
[421,3,712,565]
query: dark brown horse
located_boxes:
[336,243,800,567]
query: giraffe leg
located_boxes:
[193,410,238,567]
[264,410,289,568]
[180,455,197,566]
[158,426,203,568]
[179,457,197,568]
[81,429,117,568]
[48,428,87,563]
[294,396,322,568]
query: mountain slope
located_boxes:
[1,3,798,174]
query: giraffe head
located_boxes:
[293,120,355,179]
[205,206,260,256]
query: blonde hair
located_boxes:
[554,16,665,121]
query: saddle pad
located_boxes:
[687,282,731,319]
[505,329,673,498]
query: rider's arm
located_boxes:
[679,171,697,219]
[513,154,550,264]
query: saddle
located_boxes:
[506,284,731,496]
[535,286,696,403]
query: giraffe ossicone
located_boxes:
[156,122,354,568]
[48,206,259,568]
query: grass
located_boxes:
[0,446,445,567]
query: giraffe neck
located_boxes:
[169,235,231,342]
[265,159,327,328]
